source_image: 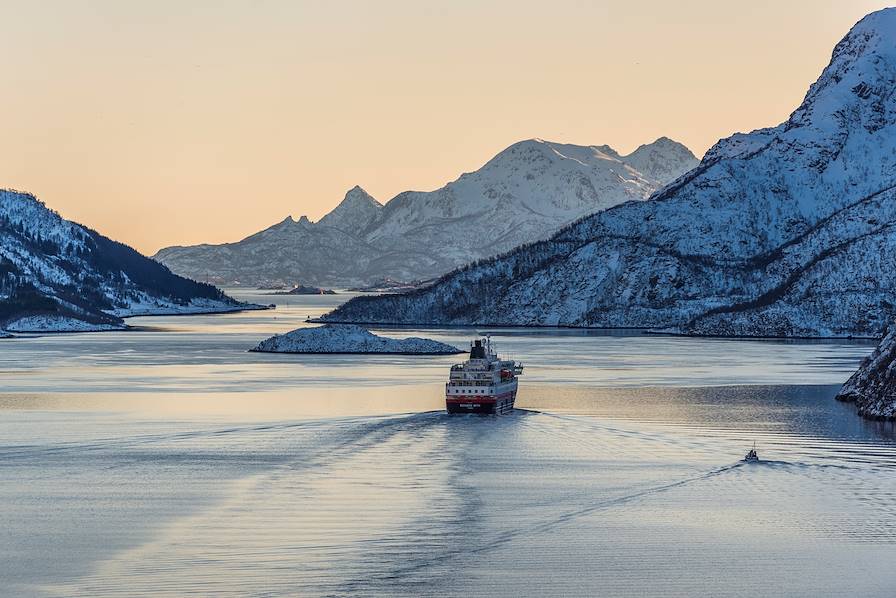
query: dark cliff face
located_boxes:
[322,9,896,339]
[836,326,896,420]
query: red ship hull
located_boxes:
[445,390,516,415]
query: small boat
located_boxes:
[743,442,759,462]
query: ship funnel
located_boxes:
[470,339,486,359]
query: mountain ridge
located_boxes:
[154,136,697,287]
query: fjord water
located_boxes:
[1,291,894,597]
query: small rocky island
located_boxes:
[251,324,463,354]
[269,284,336,296]
[836,327,896,420]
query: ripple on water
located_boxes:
[26,411,894,598]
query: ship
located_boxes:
[446,337,523,415]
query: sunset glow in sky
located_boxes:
[0,0,888,253]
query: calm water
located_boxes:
[1,290,894,597]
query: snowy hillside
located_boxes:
[322,8,896,338]
[154,207,383,288]
[251,324,462,354]
[154,138,697,287]
[0,190,248,331]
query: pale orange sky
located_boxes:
[0,0,889,254]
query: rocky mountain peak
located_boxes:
[622,137,699,184]
[344,184,378,202]
[318,185,382,232]
[788,8,896,129]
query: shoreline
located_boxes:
[1,303,273,336]
[248,349,463,355]
[309,318,881,342]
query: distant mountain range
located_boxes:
[322,8,896,338]
[0,190,247,331]
[153,137,697,287]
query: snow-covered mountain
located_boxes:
[154,204,384,288]
[322,8,896,338]
[0,190,247,330]
[153,138,697,287]
[622,137,701,183]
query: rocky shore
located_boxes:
[836,326,896,420]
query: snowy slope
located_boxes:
[0,190,248,330]
[322,8,896,338]
[357,138,697,278]
[154,138,697,287]
[251,324,462,354]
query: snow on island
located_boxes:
[251,324,463,355]
[5,315,126,333]
[836,326,896,420]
